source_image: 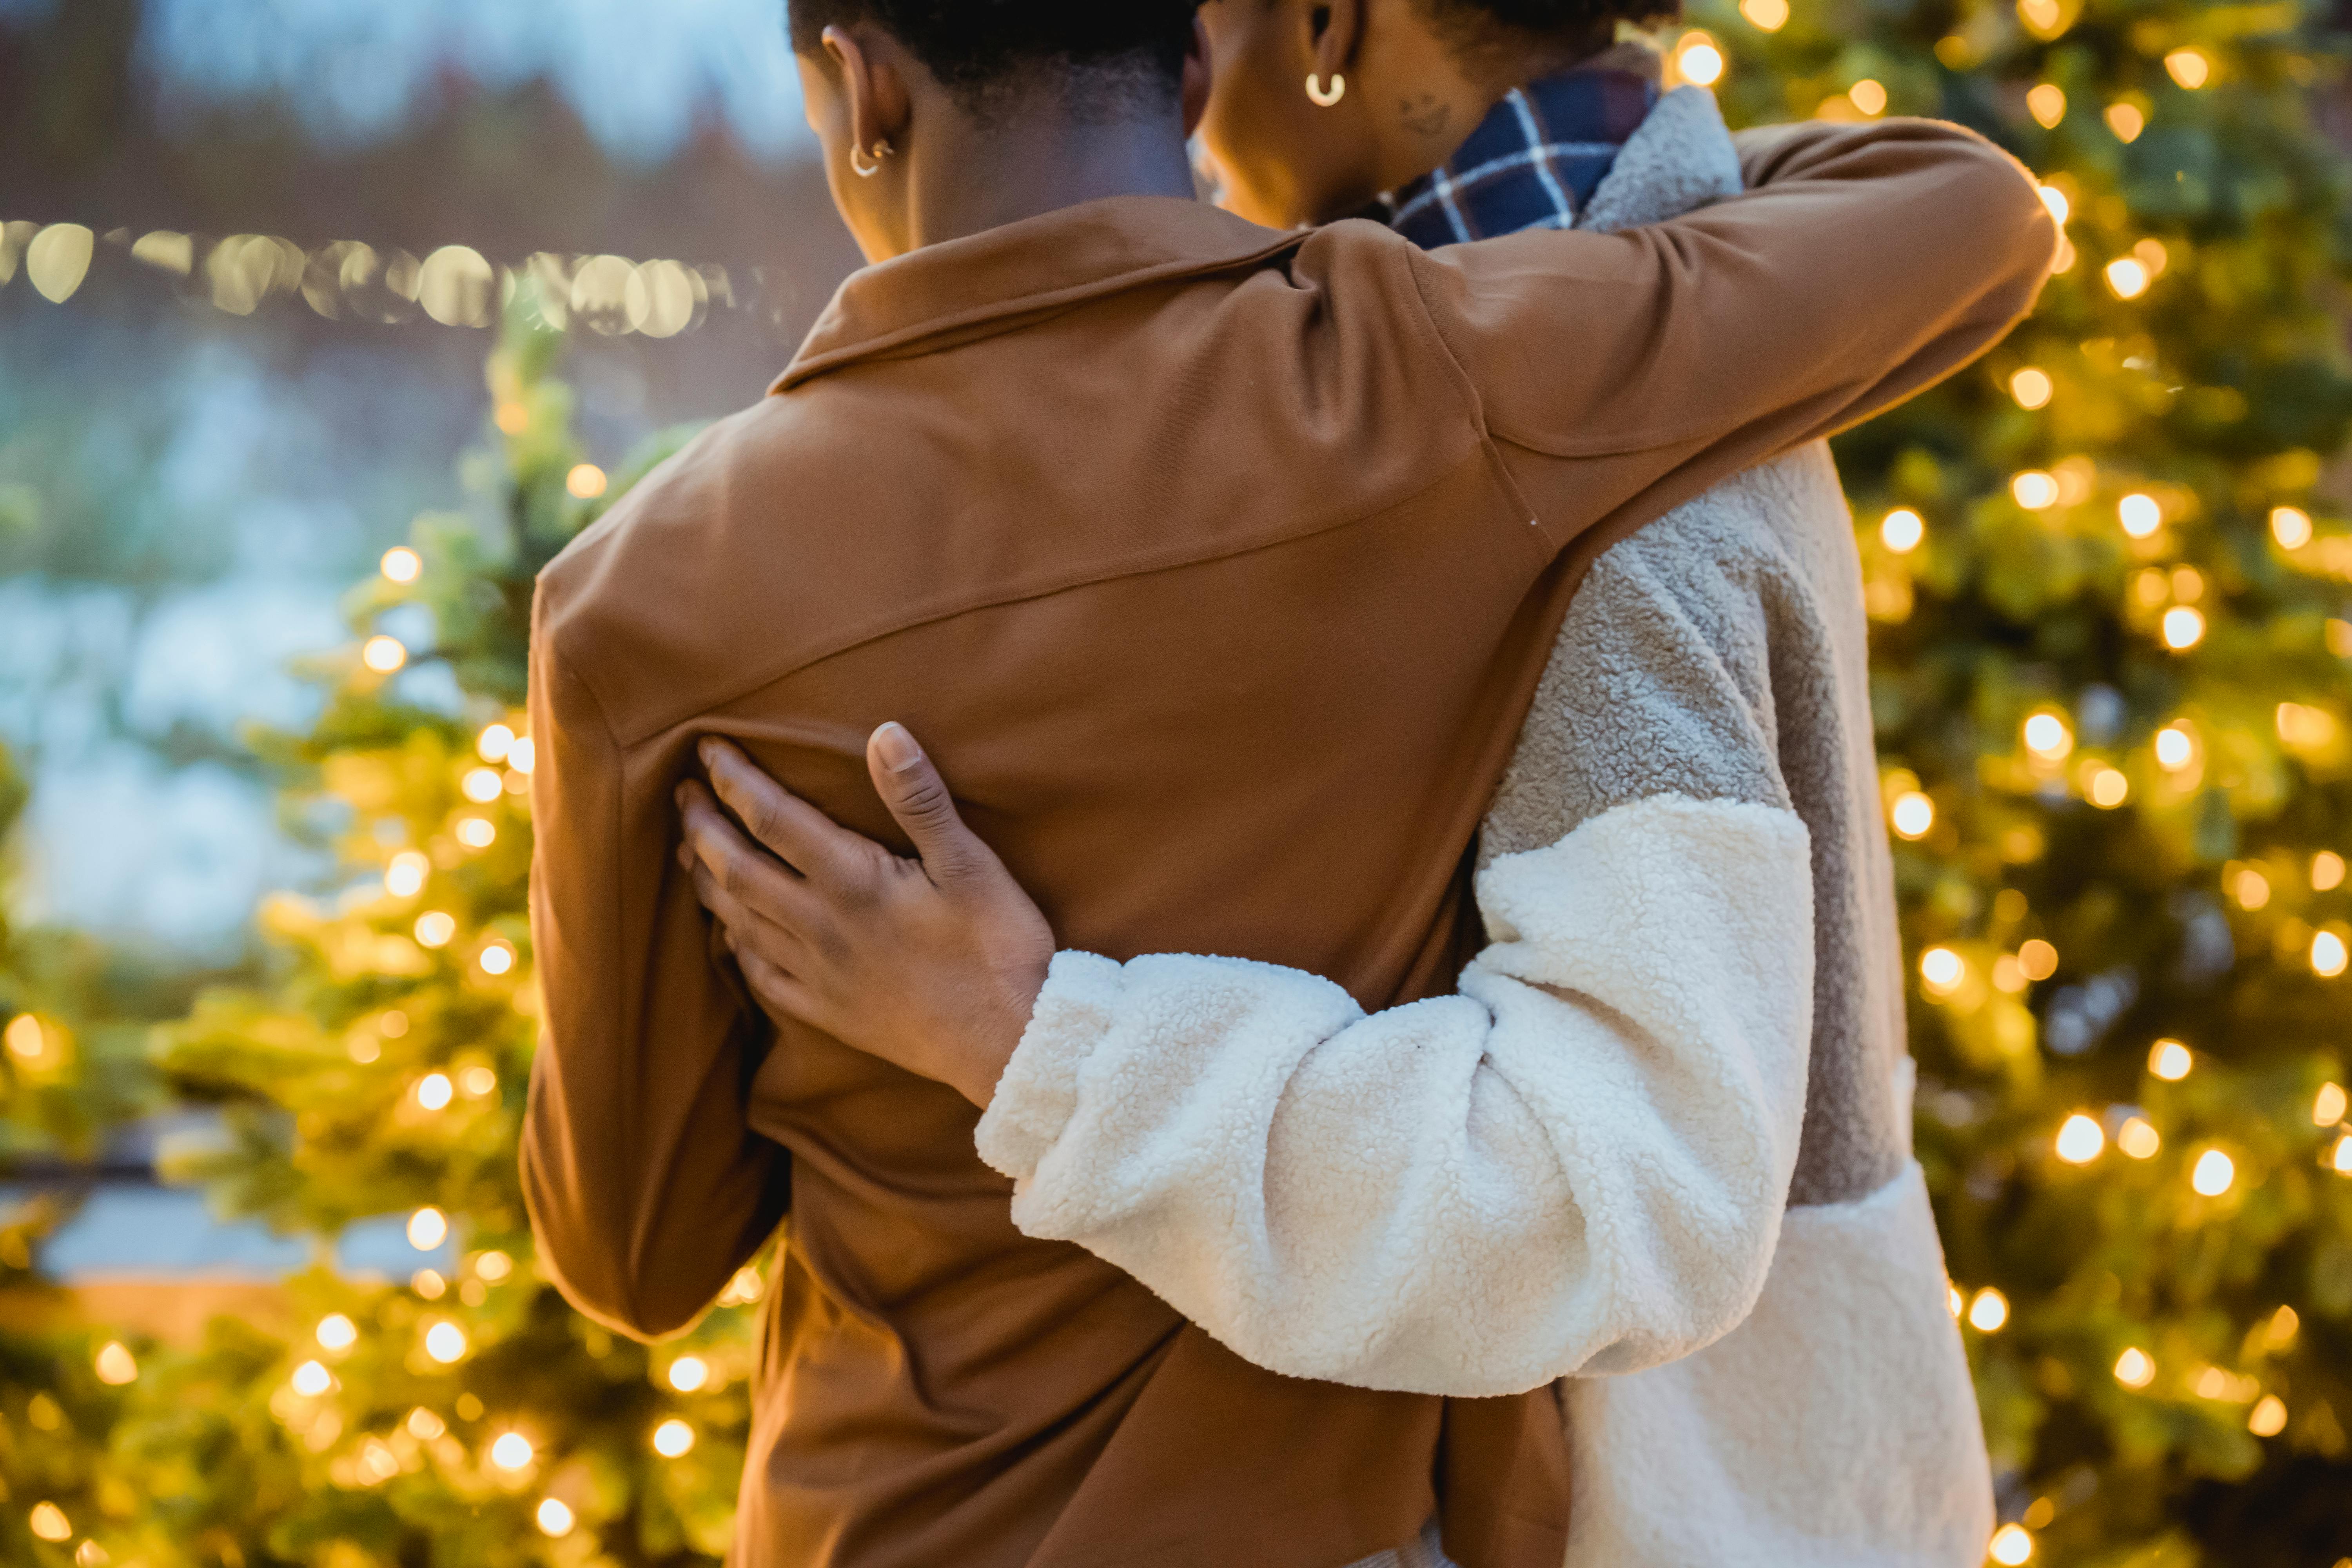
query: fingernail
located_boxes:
[873,722,920,772]
[697,737,717,766]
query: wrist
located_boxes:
[956,960,1047,1110]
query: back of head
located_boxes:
[1419,0,1683,78]
[788,0,1205,120]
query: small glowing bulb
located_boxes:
[2118,1117,2160,1159]
[2165,47,2210,89]
[2149,1039,2193,1080]
[2154,725,2194,769]
[414,911,457,948]
[479,941,516,977]
[1919,946,1966,996]
[5,1014,47,1063]
[2118,493,2162,537]
[2332,1132,2352,1175]
[415,1072,454,1111]
[2026,83,2066,127]
[2012,470,2060,509]
[2010,367,2053,409]
[316,1314,358,1352]
[507,737,536,775]
[653,1418,696,1457]
[409,1206,450,1250]
[477,723,514,762]
[2087,766,2129,808]
[2106,258,2151,299]
[2248,1394,2287,1436]
[2265,1305,2299,1348]
[412,1268,447,1299]
[536,1497,575,1538]
[2018,939,2059,981]
[2114,1347,2156,1387]
[1989,1523,2033,1564]
[1880,508,1925,552]
[668,1355,710,1393]
[490,1432,534,1470]
[2022,712,2073,760]
[2038,185,2070,225]
[1849,78,1887,116]
[363,635,408,673]
[456,817,496,848]
[29,1503,72,1543]
[2271,506,2313,549]
[1891,791,1935,840]
[474,1248,512,1281]
[463,767,504,803]
[1676,38,1725,86]
[381,547,422,584]
[2234,866,2271,910]
[386,849,430,898]
[2312,930,2348,978]
[1968,1287,2010,1333]
[2106,102,2145,142]
[424,1321,468,1363]
[2161,606,2205,650]
[2191,1148,2236,1196]
[2312,851,2346,892]
[1948,1283,1965,1318]
[94,1340,138,1385]
[1738,0,1789,28]
[2314,1082,2348,1126]
[461,1066,499,1098]
[291,1359,334,1397]
[2055,1113,2105,1164]
[566,464,608,500]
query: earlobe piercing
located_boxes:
[850,138,894,177]
[1305,72,1346,107]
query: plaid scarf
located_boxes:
[1387,68,1658,248]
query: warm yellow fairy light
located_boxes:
[2087,766,2129,808]
[2023,712,2073,760]
[2150,1039,2193,1080]
[1675,33,1725,85]
[2162,606,2205,650]
[566,464,609,500]
[508,737,536,775]
[719,1264,766,1307]
[1968,1287,2009,1332]
[2106,102,2145,142]
[667,1355,711,1393]
[653,1418,696,1457]
[2010,368,2053,409]
[490,1431,534,1471]
[1739,0,1789,27]
[2332,1132,2352,1175]
[2038,185,2070,225]
[2106,257,2150,299]
[1849,78,1887,116]
[413,1268,447,1299]
[477,723,515,762]
[363,635,408,673]
[425,1321,469,1363]
[2312,929,2348,978]
[2272,506,2314,549]
[461,1066,499,1099]
[2154,725,2194,769]
[386,849,429,898]
[2248,1394,2287,1437]
[2234,866,2271,910]
[2118,1116,2160,1158]
[2265,1305,2299,1348]
[2012,470,2060,509]
[2165,47,2210,89]
[456,817,496,848]
[316,1313,358,1352]
[408,1206,450,1250]
[2315,1082,2348,1126]
[536,1498,576,1538]
[416,1072,454,1111]
[2055,1113,2105,1164]
[1891,791,1935,839]
[2118,493,2161,537]
[1947,1283,1965,1318]
[5,1013,48,1063]
[2113,1346,2156,1387]
[380,547,422,584]
[2018,939,2059,981]
[414,911,457,948]
[2016,0,2062,33]
[1880,508,1925,552]
[1919,946,1966,997]
[2192,1148,2236,1196]
[1989,1523,2033,1564]
[463,767,504,803]
[2314,852,2347,892]
[94,1340,138,1385]
[2026,83,2066,127]
[29,1503,71,1543]
[479,940,516,976]
[291,1359,334,1397]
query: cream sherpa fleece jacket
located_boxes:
[975,87,1995,1568]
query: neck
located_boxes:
[901,107,1198,252]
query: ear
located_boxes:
[823,23,914,162]
[1180,11,1213,139]
[1308,0,1365,82]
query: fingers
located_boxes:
[866,723,992,882]
[677,779,826,937]
[699,737,866,884]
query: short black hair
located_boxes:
[788,0,1203,119]
[1420,0,1684,74]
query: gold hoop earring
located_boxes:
[1305,72,1346,107]
[850,138,893,178]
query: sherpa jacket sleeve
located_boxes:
[1399,118,2056,550]
[975,501,1830,1399]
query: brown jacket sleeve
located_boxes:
[518,588,787,1339]
[1399,117,2057,550]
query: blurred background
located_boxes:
[6,1,2352,1566]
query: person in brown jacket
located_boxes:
[519,4,2056,1566]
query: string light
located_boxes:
[413,1269,448,1299]
[316,1314,358,1352]
[2118,1116,2161,1158]
[2161,606,2205,650]
[1948,1283,1965,1318]
[1849,78,1887,116]
[508,738,537,775]
[2154,725,2194,769]
[386,850,430,898]
[2106,103,2145,142]
[2023,711,2074,760]
[567,465,609,500]
[409,1206,450,1250]
[2271,506,2313,549]
[381,547,422,584]
[653,1418,696,1457]
[2010,368,2053,409]
[2249,1394,2288,1437]
[1891,791,1935,839]
[2233,866,2271,910]
[2315,1083,2348,1125]
[2038,185,2070,225]
[489,1432,535,1471]
[291,1360,334,1397]
[2114,1347,2156,1387]
[2086,765,2129,808]
[2165,47,2211,89]
[415,911,457,948]
[5,1014,49,1064]
[94,1341,138,1385]
[2018,939,2059,981]
[2265,1305,2299,1349]
[477,724,515,762]
[29,1503,72,1543]
[461,1067,499,1099]
[719,1265,766,1307]
[2332,1132,2352,1175]
[2313,852,2346,891]
[456,817,497,848]
[668,1355,711,1393]
[2016,0,2063,35]
[2026,84,2066,127]
[2118,493,2162,537]
[2055,1113,2105,1163]
[1968,1287,2010,1332]
[425,1321,469,1363]
[2150,1039,2194,1080]
[1880,508,1925,552]
[1989,1523,2034,1564]
[1920,946,1966,996]
[2191,1148,2236,1196]
[363,635,408,673]
[463,767,504,803]
[536,1498,576,1538]
[479,940,517,976]
[1673,32,1724,86]
[1738,0,1788,28]
[2312,930,2348,978]
[2012,470,2060,509]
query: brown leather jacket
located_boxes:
[522,119,2054,1568]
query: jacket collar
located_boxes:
[772,196,1308,394]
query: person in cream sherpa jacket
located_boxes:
[679,84,2010,1568]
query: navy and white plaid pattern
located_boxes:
[1387,69,1657,249]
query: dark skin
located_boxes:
[678,6,1628,1107]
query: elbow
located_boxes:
[520,1147,715,1343]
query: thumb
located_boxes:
[867,723,989,880]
